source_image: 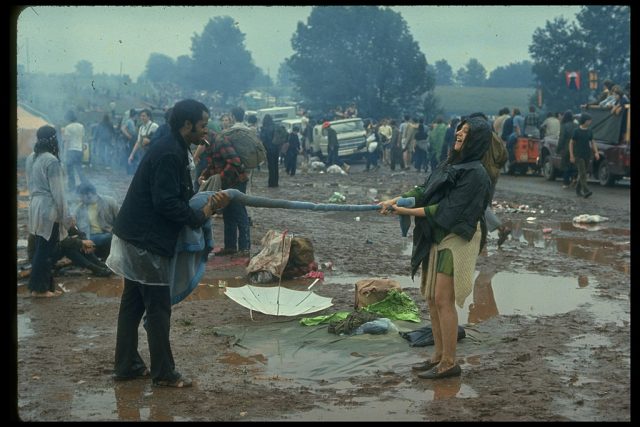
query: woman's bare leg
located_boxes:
[426,297,442,364]
[434,272,458,371]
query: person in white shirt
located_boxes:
[128,109,159,169]
[61,110,86,191]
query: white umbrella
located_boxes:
[225,281,332,316]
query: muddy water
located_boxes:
[17,265,629,421]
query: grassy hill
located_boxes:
[434,85,536,118]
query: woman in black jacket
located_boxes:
[379,116,492,380]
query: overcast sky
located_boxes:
[15,5,582,80]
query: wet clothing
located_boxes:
[25,151,69,293]
[402,117,492,279]
[113,131,207,258]
[109,128,209,385]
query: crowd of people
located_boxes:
[23,82,627,385]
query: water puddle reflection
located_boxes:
[503,219,629,274]
[326,271,627,327]
[70,383,191,421]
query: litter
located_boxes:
[573,214,609,223]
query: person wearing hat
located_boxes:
[25,125,72,297]
[74,182,120,259]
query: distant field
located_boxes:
[434,85,536,118]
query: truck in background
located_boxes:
[255,106,297,126]
[311,117,367,161]
[540,105,630,186]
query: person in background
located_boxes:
[557,110,578,189]
[379,116,493,380]
[539,111,561,139]
[260,114,279,188]
[61,110,87,191]
[569,113,599,198]
[128,109,159,170]
[150,108,173,144]
[199,108,250,257]
[25,125,72,298]
[28,225,112,277]
[106,99,230,388]
[285,125,301,176]
[441,117,460,162]
[523,105,541,138]
[120,109,138,175]
[74,182,120,260]
[92,114,115,168]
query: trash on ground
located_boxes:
[328,192,346,203]
[573,214,610,223]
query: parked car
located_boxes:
[540,105,630,186]
[311,118,367,161]
[280,118,303,134]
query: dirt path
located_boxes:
[15,162,630,421]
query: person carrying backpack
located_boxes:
[200,107,251,257]
[470,112,511,247]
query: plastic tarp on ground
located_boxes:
[17,106,51,158]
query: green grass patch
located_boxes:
[435,85,536,118]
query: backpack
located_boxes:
[482,131,508,185]
[219,127,266,169]
[272,124,288,146]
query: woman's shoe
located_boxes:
[411,360,440,372]
[417,364,462,379]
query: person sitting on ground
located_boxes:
[74,182,120,260]
[28,225,112,277]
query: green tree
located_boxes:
[252,67,273,88]
[455,58,486,87]
[175,55,195,90]
[277,61,293,87]
[486,61,535,88]
[529,17,591,112]
[286,6,432,119]
[74,60,93,77]
[143,53,177,84]
[189,16,257,103]
[433,59,453,86]
[529,6,630,112]
[576,6,630,84]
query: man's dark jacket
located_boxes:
[114,131,207,257]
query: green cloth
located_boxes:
[299,311,349,326]
[300,289,421,325]
[362,289,420,323]
[393,196,453,275]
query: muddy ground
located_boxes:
[14,159,630,421]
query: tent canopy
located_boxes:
[17,106,51,158]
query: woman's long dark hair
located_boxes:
[34,125,60,159]
[445,116,491,165]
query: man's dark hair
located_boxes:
[579,112,592,125]
[76,182,97,195]
[247,115,257,125]
[140,108,152,119]
[231,107,245,123]
[170,99,209,132]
